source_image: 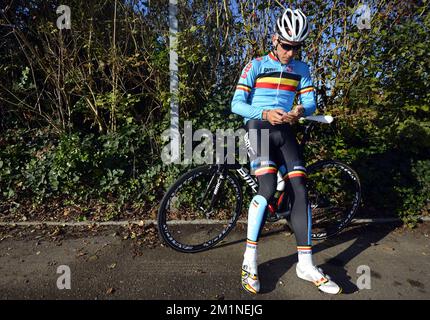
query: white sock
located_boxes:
[297,246,314,268]
[243,239,258,274]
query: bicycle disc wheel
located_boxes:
[157,165,243,253]
[306,160,361,240]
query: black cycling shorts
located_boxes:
[244,120,306,179]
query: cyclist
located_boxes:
[231,8,341,295]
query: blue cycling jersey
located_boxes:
[231,52,316,124]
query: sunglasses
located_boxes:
[278,41,302,51]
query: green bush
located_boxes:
[0,124,182,219]
[396,160,430,226]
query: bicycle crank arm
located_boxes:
[274,210,291,219]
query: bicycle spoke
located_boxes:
[307,160,361,239]
[158,166,242,252]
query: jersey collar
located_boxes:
[269,51,295,69]
[268,52,279,62]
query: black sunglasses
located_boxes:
[278,41,302,51]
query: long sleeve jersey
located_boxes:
[231,52,316,124]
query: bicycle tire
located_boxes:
[306,160,361,240]
[157,165,243,253]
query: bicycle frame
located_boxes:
[219,121,316,193]
[196,119,320,222]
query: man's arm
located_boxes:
[296,63,316,117]
[231,60,263,120]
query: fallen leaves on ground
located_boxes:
[106,287,115,294]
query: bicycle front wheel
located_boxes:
[157,165,243,253]
[307,160,361,240]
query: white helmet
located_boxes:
[276,8,310,42]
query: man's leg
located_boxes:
[278,130,342,294]
[242,163,277,294]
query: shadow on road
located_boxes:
[258,222,401,294]
[200,218,401,295]
[210,224,287,251]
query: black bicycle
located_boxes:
[157,116,361,253]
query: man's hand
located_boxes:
[282,105,304,124]
[265,109,287,125]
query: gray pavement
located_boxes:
[0,222,429,300]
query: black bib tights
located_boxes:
[245,120,311,246]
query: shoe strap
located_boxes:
[314,277,329,287]
[242,269,258,280]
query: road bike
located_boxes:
[157,115,361,253]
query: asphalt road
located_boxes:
[0,222,429,300]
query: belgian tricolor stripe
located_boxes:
[315,277,329,287]
[255,76,299,92]
[236,84,252,93]
[256,77,299,87]
[256,71,301,82]
[297,86,314,95]
[268,52,278,61]
[283,170,307,180]
[255,167,277,176]
[255,83,296,91]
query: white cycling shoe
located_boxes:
[241,258,260,294]
[296,264,342,295]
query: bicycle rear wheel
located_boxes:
[157,165,243,253]
[307,160,361,240]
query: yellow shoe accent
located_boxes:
[241,269,259,294]
[296,265,342,295]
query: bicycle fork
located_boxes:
[198,169,225,218]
